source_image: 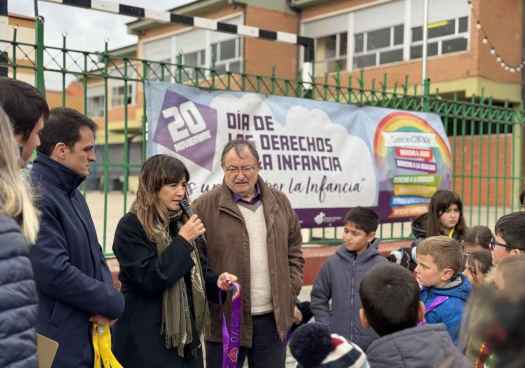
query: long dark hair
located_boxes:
[426,190,466,239]
[131,154,189,246]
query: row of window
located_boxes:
[315,16,469,73]
[86,12,471,115]
[148,37,243,83]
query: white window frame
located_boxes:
[409,15,469,60]
[211,37,243,74]
[314,32,348,74]
[180,49,207,82]
[353,23,405,69]
[110,83,135,108]
[87,94,105,117]
[140,13,244,79]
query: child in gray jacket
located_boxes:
[360,263,469,368]
[311,207,386,351]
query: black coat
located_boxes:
[112,212,221,368]
[0,215,38,368]
[30,154,125,368]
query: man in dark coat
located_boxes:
[30,108,124,368]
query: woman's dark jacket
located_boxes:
[112,212,221,368]
[0,215,38,368]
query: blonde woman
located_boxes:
[112,154,237,368]
[0,107,40,367]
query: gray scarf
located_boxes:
[158,213,210,357]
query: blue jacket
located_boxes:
[420,274,471,345]
[30,154,124,368]
[311,239,386,350]
[0,215,38,368]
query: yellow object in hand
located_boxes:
[92,323,123,368]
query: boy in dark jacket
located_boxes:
[311,207,386,351]
[359,263,469,368]
[415,236,472,345]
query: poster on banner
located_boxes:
[145,82,452,227]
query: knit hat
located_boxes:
[289,323,369,368]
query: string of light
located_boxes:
[467,0,522,73]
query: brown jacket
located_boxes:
[193,177,304,347]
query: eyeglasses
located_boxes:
[489,237,514,251]
[224,165,258,175]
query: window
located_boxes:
[353,24,404,69]
[410,16,469,60]
[367,28,391,51]
[315,32,347,74]
[410,42,439,59]
[141,16,244,79]
[181,50,206,82]
[354,33,364,53]
[111,84,134,107]
[211,38,242,74]
[184,50,206,67]
[87,95,105,117]
[442,38,468,54]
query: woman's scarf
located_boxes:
[157,211,210,357]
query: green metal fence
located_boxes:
[1,22,523,255]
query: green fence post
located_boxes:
[176,53,182,84]
[271,65,276,95]
[123,58,130,213]
[11,28,17,79]
[102,41,110,252]
[34,16,45,94]
[422,78,430,112]
[142,60,149,161]
[512,108,523,210]
[61,34,67,107]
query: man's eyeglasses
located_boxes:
[224,165,257,175]
[489,237,514,251]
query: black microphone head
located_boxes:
[179,198,193,216]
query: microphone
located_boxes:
[179,198,207,243]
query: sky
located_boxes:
[9,0,193,88]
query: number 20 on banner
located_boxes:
[162,101,211,151]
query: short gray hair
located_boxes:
[220,139,260,166]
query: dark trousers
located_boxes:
[205,313,286,368]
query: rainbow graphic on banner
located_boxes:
[374,112,452,166]
[374,112,452,220]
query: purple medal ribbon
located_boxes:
[221,282,241,368]
[418,295,449,326]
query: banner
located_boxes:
[146,82,452,228]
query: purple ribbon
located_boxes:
[418,295,449,326]
[222,282,241,368]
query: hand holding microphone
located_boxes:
[178,214,206,242]
[179,198,207,243]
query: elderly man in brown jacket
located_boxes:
[193,139,304,368]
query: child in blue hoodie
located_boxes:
[415,236,472,345]
[311,207,386,351]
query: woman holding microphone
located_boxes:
[112,154,236,368]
